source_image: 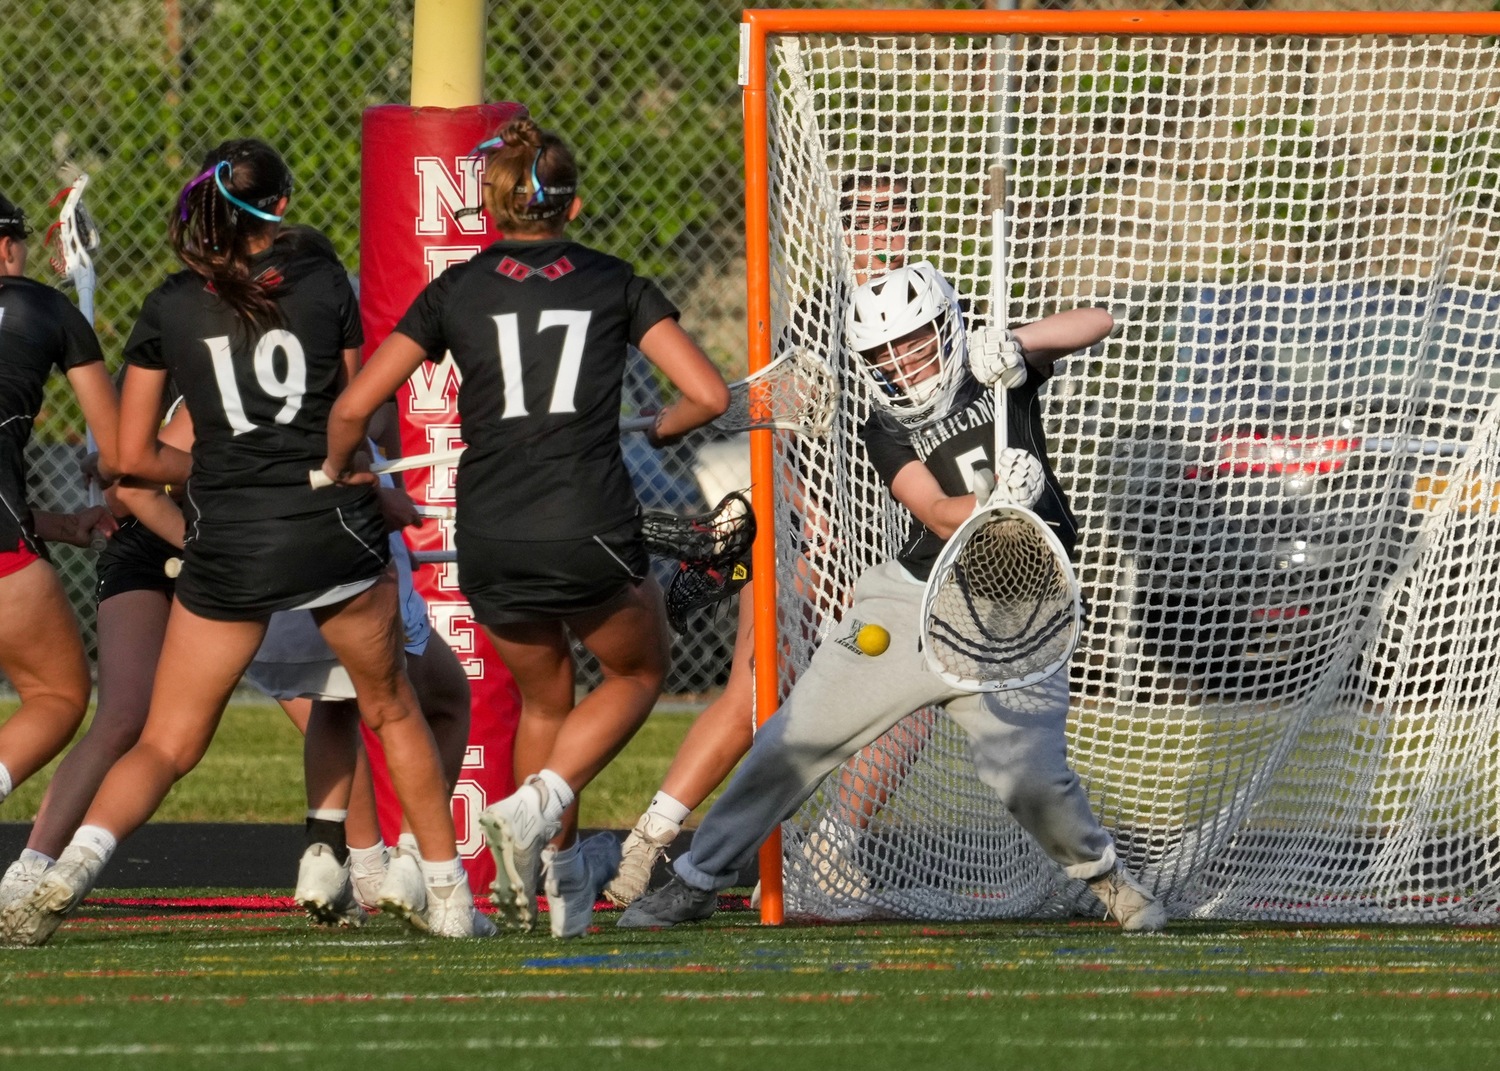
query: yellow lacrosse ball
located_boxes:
[855,623,890,656]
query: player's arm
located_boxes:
[32,506,117,547]
[636,318,730,446]
[113,403,193,549]
[326,338,425,485]
[65,361,120,478]
[888,460,975,541]
[1010,307,1114,377]
[116,366,191,486]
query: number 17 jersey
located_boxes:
[395,237,679,541]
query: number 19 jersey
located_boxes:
[123,231,366,522]
[395,237,679,541]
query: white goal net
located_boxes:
[749,12,1500,923]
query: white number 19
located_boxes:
[204,329,308,435]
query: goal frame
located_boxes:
[739,8,1500,926]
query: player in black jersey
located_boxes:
[622,262,1168,932]
[325,116,729,937]
[0,190,120,835]
[0,142,487,945]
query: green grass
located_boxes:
[0,699,706,829]
[3,901,1498,1070]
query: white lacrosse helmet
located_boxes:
[847,261,967,427]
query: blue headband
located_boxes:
[213,161,284,222]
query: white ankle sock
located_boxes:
[419,857,465,887]
[72,825,118,862]
[19,848,55,867]
[647,792,691,829]
[397,832,419,851]
[534,769,574,822]
[306,808,349,822]
[348,842,387,873]
[0,761,12,803]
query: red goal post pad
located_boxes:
[358,102,526,893]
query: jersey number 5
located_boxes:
[204,330,308,435]
[493,310,591,418]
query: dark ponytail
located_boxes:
[476,118,578,233]
[170,139,294,328]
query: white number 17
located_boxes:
[493,310,591,419]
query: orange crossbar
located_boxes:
[740,6,1500,928]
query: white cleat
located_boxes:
[1087,864,1167,933]
[545,833,623,939]
[376,845,428,930]
[349,846,390,913]
[802,817,871,902]
[0,855,52,911]
[294,844,367,929]
[424,873,496,939]
[478,777,561,932]
[0,845,106,947]
[603,813,678,908]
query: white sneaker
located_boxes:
[478,777,561,932]
[802,817,871,901]
[545,833,623,939]
[376,845,427,929]
[0,844,105,947]
[294,844,367,929]
[603,813,678,907]
[424,872,497,939]
[350,847,390,912]
[1087,863,1167,933]
[0,855,51,911]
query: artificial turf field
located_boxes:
[3,893,1497,1071]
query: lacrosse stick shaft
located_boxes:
[412,549,457,565]
[308,447,464,489]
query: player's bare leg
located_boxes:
[1,603,264,946]
[313,572,489,937]
[0,561,91,799]
[13,590,170,885]
[607,597,752,906]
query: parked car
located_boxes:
[1107,281,1500,701]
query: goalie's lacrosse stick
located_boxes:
[918,166,1081,692]
[620,347,836,439]
[309,447,464,489]
[47,165,108,538]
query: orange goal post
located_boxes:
[741,9,1500,926]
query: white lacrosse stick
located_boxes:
[918,168,1082,692]
[621,347,836,439]
[48,166,108,539]
[308,447,464,489]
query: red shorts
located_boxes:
[0,537,40,580]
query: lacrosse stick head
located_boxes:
[665,558,750,633]
[920,502,1081,691]
[45,166,98,286]
[721,348,836,438]
[641,490,756,567]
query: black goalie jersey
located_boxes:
[863,369,1079,581]
[123,229,367,522]
[395,237,679,541]
[0,276,104,553]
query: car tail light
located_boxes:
[1185,433,1359,479]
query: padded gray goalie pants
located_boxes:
[674,558,1117,892]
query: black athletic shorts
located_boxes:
[95,517,178,603]
[457,517,649,627]
[175,498,389,621]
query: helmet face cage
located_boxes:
[846,261,967,427]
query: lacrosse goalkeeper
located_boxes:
[621,261,1166,932]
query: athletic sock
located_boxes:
[348,841,387,875]
[396,832,419,852]
[534,769,575,823]
[72,825,118,864]
[419,856,465,888]
[0,761,12,804]
[647,791,692,829]
[19,848,55,868]
[305,810,349,864]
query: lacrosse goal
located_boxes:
[742,9,1500,925]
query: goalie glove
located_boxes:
[967,325,1027,389]
[973,449,1046,509]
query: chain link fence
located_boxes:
[2,0,1488,691]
